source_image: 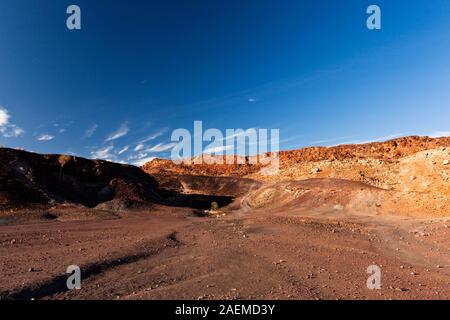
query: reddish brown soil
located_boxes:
[1,204,449,300]
[1,137,449,300]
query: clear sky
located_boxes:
[1,0,450,165]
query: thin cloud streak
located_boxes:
[338,133,408,146]
[106,123,129,142]
[204,144,233,154]
[84,124,98,138]
[91,145,114,160]
[118,146,129,155]
[138,128,168,144]
[146,142,177,153]
[37,134,55,141]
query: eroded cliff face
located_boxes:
[143,136,450,217]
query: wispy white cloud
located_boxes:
[91,145,115,160]
[123,131,172,165]
[118,145,129,155]
[106,123,129,142]
[0,106,25,138]
[37,134,55,141]
[0,107,10,126]
[84,123,98,138]
[204,144,233,154]
[215,130,257,143]
[310,136,353,146]
[1,125,25,138]
[121,128,169,157]
[138,128,168,144]
[370,133,408,142]
[146,142,177,153]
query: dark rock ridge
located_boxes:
[0,148,161,210]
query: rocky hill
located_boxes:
[142,136,450,217]
[0,148,161,211]
[143,136,450,176]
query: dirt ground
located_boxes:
[1,203,449,300]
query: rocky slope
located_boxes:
[143,136,450,217]
[0,148,161,211]
[143,136,450,176]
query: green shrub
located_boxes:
[210,201,219,212]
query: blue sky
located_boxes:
[1,0,450,165]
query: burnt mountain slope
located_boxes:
[0,148,161,210]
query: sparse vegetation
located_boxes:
[210,201,219,212]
